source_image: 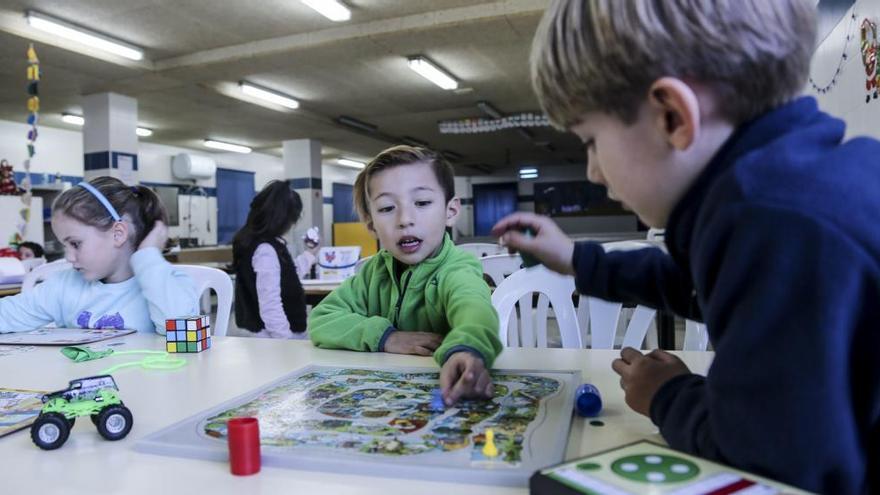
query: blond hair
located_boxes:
[353,146,455,223]
[531,0,817,127]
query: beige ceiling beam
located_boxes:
[154,0,548,70]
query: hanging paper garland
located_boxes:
[438,112,550,135]
[809,11,859,95]
[860,18,880,103]
[16,43,41,247]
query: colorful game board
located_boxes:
[137,365,578,486]
[531,441,812,494]
[0,327,135,345]
[0,388,46,438]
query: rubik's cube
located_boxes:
[165,315,212,353]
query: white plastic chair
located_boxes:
[576,297,657,349]
[491,265,582,348]
[456,242,506,259]
[22,259,72,292]
[176,265,233,337]
[480,254,523,287]
[683,320,709,350]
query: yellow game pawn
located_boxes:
[482,428,498,458]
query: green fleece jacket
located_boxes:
[308,235,502,367]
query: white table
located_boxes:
[0,335,713,494]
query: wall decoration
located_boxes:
[861,18,880,102]
[809,11,859,95]
[439,113,550,134]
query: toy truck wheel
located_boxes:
[96,405,133,441]
[31,413,70,450]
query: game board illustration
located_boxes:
[0,388,46,438]
[0,327,135,345]
[531,441,813,495]
[138,365,578,486]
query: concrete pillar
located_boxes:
[82,92,138,184]
[283,139,323,246]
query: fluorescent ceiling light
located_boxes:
[520,173,538,179]
[407,56,458,90]
[26,11,143,61]
[301,0,351,22]
[136,127,153,137]
[61,114,85,126]
[239,82,300,110]
[520,167,538,175]
[204,139,252,154]
[337,158,365,169]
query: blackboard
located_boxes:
[533,181,628,216]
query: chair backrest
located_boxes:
[479,254,523,287]
[576,296,657,349]
[173,265,233,337]
[22,259,72,292]
[683,319,709,351]
[456,242,506,259]
[491,265,582,348]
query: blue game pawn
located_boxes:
[430,389,445,412]
[574,383,602,417]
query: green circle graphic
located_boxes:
[610,454,700,483]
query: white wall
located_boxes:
[810,0,880,139]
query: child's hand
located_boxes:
[440,352,493,406]
[491,212,575,275]
[139,220,168,252]
[383,331,443,356]
[612,347,691,416]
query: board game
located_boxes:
[0,327,135,345]
[0,388,46,438]
[137,365,578,486]
[530,440,812,494]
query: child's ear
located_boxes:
[445,197,461,227]
[365,218,378,238]
[111,221,131,248]
[647,77,700,151]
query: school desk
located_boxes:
[0,334,713,494]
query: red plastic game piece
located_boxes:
[228,417,261,475]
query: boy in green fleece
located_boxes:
[309,145,502,406]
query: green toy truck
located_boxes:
[30,374,133,450]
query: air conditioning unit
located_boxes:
[171,153,217,180]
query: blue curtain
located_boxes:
[473,183,518,236]
[216,168,255,244]
[332,183,358,223]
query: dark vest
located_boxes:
[233,237,306,334]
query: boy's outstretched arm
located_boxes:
[493,212,697,318]
[492,212,575,274]
[440,351,492,405]
[643,206,870,494]
[435,265,502,405]
[308,272,399,352]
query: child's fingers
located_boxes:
[439,362,460,399]
[446,370,476,406]
[619,347,643,364]
[474,371,492,398]
[490,213,529,237]
[412,346,434,356]
[611,357,630,377]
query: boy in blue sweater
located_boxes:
[493,1,877,493]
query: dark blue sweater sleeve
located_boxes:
[572,242,699,319]
[650,205,872,493]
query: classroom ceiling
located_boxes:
[0,0,585,174]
